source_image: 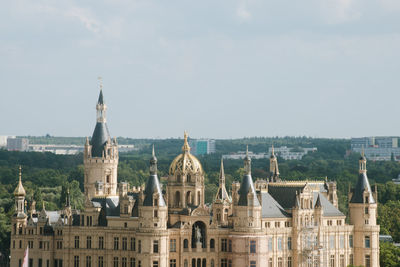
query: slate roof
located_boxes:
[260,192,290,218]
[90,122,110,157]
[98,90,104,105]
[91,196,120,216]
[268,185,305,209]
[143,174,166,207]
[238,174,260,206]
[313,192,344,217]
[350,172,375,204]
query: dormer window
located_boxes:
[365,196,369,203]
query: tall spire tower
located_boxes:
[213,158,231,226]
[84,80,119,200]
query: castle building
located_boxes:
[10,91,379,267]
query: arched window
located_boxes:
[186,191,192,205]
[184,260,188,267]
[175,191,181,207]
[184,239,189,249]
[210,239,215,249]
[211,259,214,267]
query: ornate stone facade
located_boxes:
[10,91,379,267]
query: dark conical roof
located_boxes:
[90,122,110,157]
[315,194,322,208]
[350,172,375,204]
[238,174,260,206]
[98,90,104,105]
[143,174,166,206]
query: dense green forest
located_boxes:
[1,136,400,265]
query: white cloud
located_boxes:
[236,1,252,21]
[65,7,101,34]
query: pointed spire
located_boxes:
[215,158,230,202]
[244,145,251,175]
[271,144,275,157]
[182,131,191,153]
[14,166,26,196]
[150,145,158,175]
[97,77,104,104]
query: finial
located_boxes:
[98,76,103,90]
[220,157,225,179]
[42,201,45,211]
[182,131,191,152]
[19,165,22,182]
[152,144,155,157]
[246,145,249,157]
[271,143,274,155]
[361,145,365,158]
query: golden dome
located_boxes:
[14,166,26,196]
[169,132,203,175]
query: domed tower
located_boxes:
[167,132,205,212]
[212,158,232,226]
[84,88,119,200]
[348,149,379,267]
[269,145,280,182]
[233,146,261,230]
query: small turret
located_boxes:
[14,166,26,217]
[213,158,232,226]
[238,146,259,206]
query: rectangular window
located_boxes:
[329,235,335,249]
[85,256,91,267]
[138,261,141,267]
[169,259,176,267]
[278,257,283,267]
[130,258,135,267]
[250,261,256,267]
[138,240,141,253]
[365,207,369,214]
[220,259,227,267]
[122,257,127,267]
[122,237,127,250]
[287,237,292,250]
[349,254,354,265]
[340,255,345,267]
[221,239,227,252]
[98,237,104,249]
[365,255,371,267]
[268,237,273,251]
[365,236,370,248]
[277,237,282,251]
[74,256,79,267]
[349,235,353,248]
[75,236,79,249]
[39,259,43,267]
[268,258,272,267]
[153,240,159,253]
[329,255,335,267]
[153,261,158,267]
[98,256,104,267]
[287,257,292,267]
[114,237,119,250]
[228,239,232,252]
[250,240,256,253]
[131,238,136,251]
[170,239,176,252]
[87,236,92,249]
[339,235,344,249]
[113,257,119,267]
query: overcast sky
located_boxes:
[1,0,400,139]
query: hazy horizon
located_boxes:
[1,1,400,139]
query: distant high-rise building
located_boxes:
[7,138,29,151]
[351,136,400,161]
[190,139,216,155]
[0,135,16,147]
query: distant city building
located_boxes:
[351,136,400,161]
[0,135,16,147]
[7,138,29,151]
[28,144,135,155]
[223,146,317,160]
[190,139,215,155]
[268,146,317,160]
